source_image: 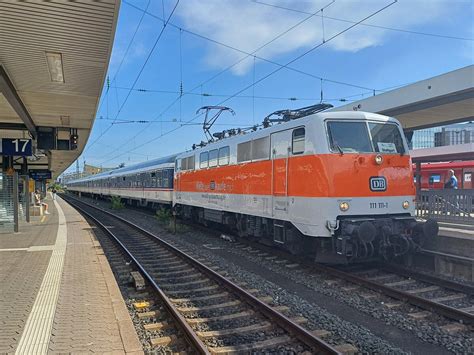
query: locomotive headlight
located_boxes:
[402,200,410,209]
[375,154,383,165]
[339,201,350,212]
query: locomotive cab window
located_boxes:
[327,121,372,153]
[200,152,209,169]
[369,122,405,154]
[218,146,230,165]
[292,128,305,155]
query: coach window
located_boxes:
[218,146,230,165]
[168,169,174,188]
[209,149,218,167]
[162,170,169,188]
[429,174,441,184]
[200,152,209,169]
[156,170,163,187]
[292,127,305,155]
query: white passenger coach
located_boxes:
[67,155,176,206]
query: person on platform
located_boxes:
[34,189,50,214]
[52,187,57,200]
[444,170,458,189]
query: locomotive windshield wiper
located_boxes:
[335,144,344,156]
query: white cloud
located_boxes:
[176,0,453,75]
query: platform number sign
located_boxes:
[0,138,32,156]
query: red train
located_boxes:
[414,161,474,190]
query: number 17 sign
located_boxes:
[0,138,32,156]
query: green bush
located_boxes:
[49,183,64,192]
[110,195,125,210]
[155,207,172,224]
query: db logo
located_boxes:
[370,177,387,191]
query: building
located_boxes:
[60,162,114,185]
[411,122,474,149]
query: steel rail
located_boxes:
[63,194,339,355]
[63,196,210,354]
[380,263,474,296]
[313,264,474,325]
[419,248,474,264]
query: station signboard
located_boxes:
[29,170,52,180]
[0,138,32,156]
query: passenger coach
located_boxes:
[68,155,176,206]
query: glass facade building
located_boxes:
[410,122,474,149]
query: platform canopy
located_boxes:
[410,143,474,163]
[330,65,474,131]
[0,1,119,178]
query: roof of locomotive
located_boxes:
[68,111,401,183]
[176,110,400,159]
[68,154,177,184]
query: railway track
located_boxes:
[323,263,474,326]
[231,238,474,327]
[62,194,340,354]
[178,216,474,327]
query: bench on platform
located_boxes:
[31,205,44,216]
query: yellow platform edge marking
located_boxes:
[15,198,67,355]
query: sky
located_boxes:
[68,0,474,173]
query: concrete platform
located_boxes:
[0,194,143,354]
[427,226,474,259]
[417,225,474,281]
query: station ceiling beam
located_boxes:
[0,65,37,139]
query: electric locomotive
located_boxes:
[67,106,438,264]
[174,108,438,263]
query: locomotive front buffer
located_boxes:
[332,217,439,262]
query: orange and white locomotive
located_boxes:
[68,107,438,263]
[174,109,437,263]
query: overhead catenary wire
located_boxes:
[93,0,152,129]
[207,1,398,108]
[93,0,391,161]
[85,0,180,153]
[92,0,338,160]
[107,85,364,102]
[122,0,378,92]
[253,0,474,42]
[97,1,396,166]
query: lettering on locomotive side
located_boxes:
[369,176,387,192]
[201,193,226,201]
[195,181,233,192]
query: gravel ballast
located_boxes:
[73,195,473,354]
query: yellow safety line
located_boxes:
[40,216,46,223]
[15,199,67,354]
